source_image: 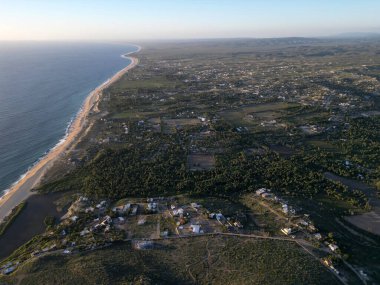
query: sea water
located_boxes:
[0,42,137,195]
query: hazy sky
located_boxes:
[1,0,379,41]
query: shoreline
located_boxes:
[0,45,141,222]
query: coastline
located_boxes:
[0,45,141,222]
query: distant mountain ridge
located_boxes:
[329,32,380,39]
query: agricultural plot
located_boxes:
[219,102,298,128]
[162,118,202,134]
[119,215,160,239]
[187,154,215,171]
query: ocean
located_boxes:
[0,42,137,195]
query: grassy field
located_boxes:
[111,76,179,91]
[0,236,339,285]
[219,102,298,127]
[187,154,215,171]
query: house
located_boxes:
[147,202,157,211]
[137,217,146,225]
[80,228,90,236]
[308,224,317,232]
[123,204,131,212]
[173,208,184,216]
[70,216,79,222]
[256,188,267,196]
[328,244,339,252]
[100,216,112,226]
[261,192,273,199]
[314,233,322,240]
[134,241,153,250]
[130,205,138,216]
[96,200,107,209]
[85,207,94,213]
[281,228,292,235]
[191,202,201,209]
[216,213,227,225]
[191,224,201,234]
[282,204,289,214]
[298,219,309,227]
[322,258,333,267]
[79,196,88,202]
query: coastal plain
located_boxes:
[1,38,380,284]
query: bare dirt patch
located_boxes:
[187,154,215,171]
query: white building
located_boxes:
[191,224,201,234]
[281,228,292,235]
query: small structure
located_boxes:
[123,204,131,212]
[96,200,107,209]
[80,228,90,236]
[328,244,339,252]
[173,208,184,216]
[261,192,273,199]
[70,216,79,222]
[191,224,201,234]
[233,221,243,228]
[85,207,94,213]
[308,224,317,232]
[134,240,154,250]
[191,202,201,210]
[147,202,157,212]
[130,205,138,216]
[137,217,146,225]
[256,188,268,196]
[100,216,112,226]
[322,258,333,267]
[314,233,322,240]
[298,219,309,227]
[281,228,292,235]
[216,213,227,225]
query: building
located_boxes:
[173,208,184,216]
[191,224,201,234]
[281,228,292,235]
[256,188,268,196]
[328,244,339,252]
[314,233,322,240]
[216,213,227,225]
[191,202,201,209]
[147,202,157,211]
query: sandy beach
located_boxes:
[0,47,141,222]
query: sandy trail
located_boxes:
[0,49,140,222]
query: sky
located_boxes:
[0,0,379,41]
